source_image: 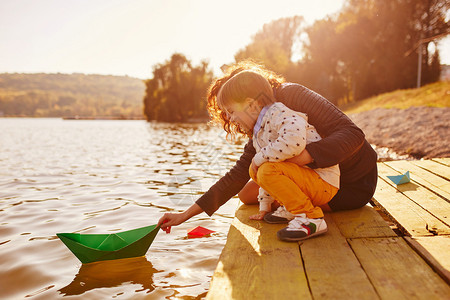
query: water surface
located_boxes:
[0,118,242,299]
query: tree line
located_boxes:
[0,73,145,118]
[144,0,449,122]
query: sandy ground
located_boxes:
[349,106,450,159]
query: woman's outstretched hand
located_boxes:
[158,212,186,233]
[157,203,204,234]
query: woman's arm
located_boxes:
[195,140,255,216]
[157,138,256,230]
[285,148,314,166]
[277,84,365,168]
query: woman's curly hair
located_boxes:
[207,60,285,139]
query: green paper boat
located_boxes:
[57,224,160,264]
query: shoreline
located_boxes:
[349,106,450,159]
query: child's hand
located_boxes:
[250,159,259,180]
[249,211,268,220]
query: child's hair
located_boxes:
[207,61,285,138]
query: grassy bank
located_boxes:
[341,81,450,114]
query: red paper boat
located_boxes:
[187,226,215,238]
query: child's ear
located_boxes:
[246,98,260,110]
[245,97,255,105]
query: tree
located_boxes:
[411,0,450,85]
[234,16,304,75]
[293,17,348,103]
[143,53,213,122]
[301,0,449,103]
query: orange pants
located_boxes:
[250,162,338,219]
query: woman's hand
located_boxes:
[285,149,313,166]
[157,203,204,234]
[158,212,186,233]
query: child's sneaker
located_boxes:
[277,214,327,242]
[263,206,295,224]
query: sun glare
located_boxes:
[0,0,448,78]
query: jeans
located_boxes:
[328,164,378,211]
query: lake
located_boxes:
[0,118,243,299]
[0,118,406,299]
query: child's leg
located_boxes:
[247,165,280,211]
[256,162,338,219]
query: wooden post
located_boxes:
[417,42,422,88]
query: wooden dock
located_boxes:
[207,159,450,299]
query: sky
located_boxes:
[1,0,449,79]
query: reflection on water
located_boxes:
[59,257,158,296]
[0,118,406,299]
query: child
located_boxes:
[216,70,339,241]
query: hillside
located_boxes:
[345,81,450,159]
[342,81,450,114]
[0,73,145,118]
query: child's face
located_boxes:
[225,98,261,135]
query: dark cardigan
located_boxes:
[196,83,378,216]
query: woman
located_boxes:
[158,61,378,232]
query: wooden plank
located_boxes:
[300,213,379,300]
[207,205,311,300]
[412,159,450,180]
[385,160,450,199]
[433,158,450,167]
[404,236,450,284]
[372,168,446,236]
[330,205,397,239]
[349,237,450,299]
[378,163,450,232]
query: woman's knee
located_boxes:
[238,180,259,205]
